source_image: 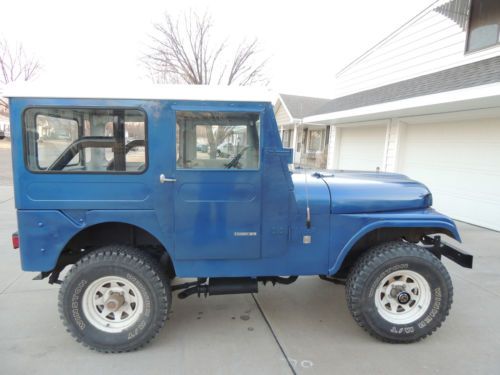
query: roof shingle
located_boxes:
[315,55,500,115]
[279,94,331,118]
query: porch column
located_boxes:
[291,122,298,163]
[326,125,337,170]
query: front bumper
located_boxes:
[423,235,473,268]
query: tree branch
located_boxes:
[0,39,41,112]
[143,10,268,87]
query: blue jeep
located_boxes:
[6,86,473,352]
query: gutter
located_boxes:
[304,82,500,125]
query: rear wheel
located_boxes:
[59,246,171,352]
[346,241,453,343]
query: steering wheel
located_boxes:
[224,146,249,169]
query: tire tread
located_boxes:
[58,245,170,353]
[345,241,453,343]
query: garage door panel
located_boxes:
[403,165,500,200]
[403,141,500,171]
[338,126,386,171]
[429,188,500,230]
[400,116,500,231]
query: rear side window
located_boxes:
[24,108,146,173]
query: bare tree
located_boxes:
[144,11,268,156]
[144,10,269,86]
[0,40,41,112]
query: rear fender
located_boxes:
[17,209,172,272]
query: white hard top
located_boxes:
[3,82,274,103]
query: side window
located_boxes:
[176,111,260,170]
[32,114,79,169]
[24,108,146,173]
[281,129,292,148]
[307,129,325,152]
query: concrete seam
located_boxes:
[251,293,297,375]
[0,272,24,295]
[0,196,13,205]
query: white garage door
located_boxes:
[399,117,500,231]
[337,125,386,171]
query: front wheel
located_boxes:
[59,246,171,352]
[346,241,453,343]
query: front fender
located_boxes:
[328,209,461,275]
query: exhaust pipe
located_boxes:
[178,277,258,299]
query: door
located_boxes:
[399,116,500,231]
[337,125,386,171]
[172,109,262,260]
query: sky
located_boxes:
[0,0,433,98]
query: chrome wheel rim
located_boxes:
[374,270,431,325]
[82,276,144,333]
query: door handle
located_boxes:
[160,174,176,183]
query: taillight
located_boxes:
[12,232,19,249]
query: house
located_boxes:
[0,112,9,138]
[276,0,500,231]
[274,94,331,168]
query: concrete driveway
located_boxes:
[0,139,499,374]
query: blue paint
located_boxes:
[8,96,461,276]
[323,171,433,214]
[328,209,460,275]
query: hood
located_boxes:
[291,172,331,214]
[317,170,432,214]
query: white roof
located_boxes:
[3,82,274,103]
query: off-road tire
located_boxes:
[346,241,453,343]
[58,245,171,352]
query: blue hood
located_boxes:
[292,170,433,214]
[320,170,433,214]
[291,172,331,214]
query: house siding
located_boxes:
[335,0,500,97]
[312,1,500,230]
[275,102,292,126]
